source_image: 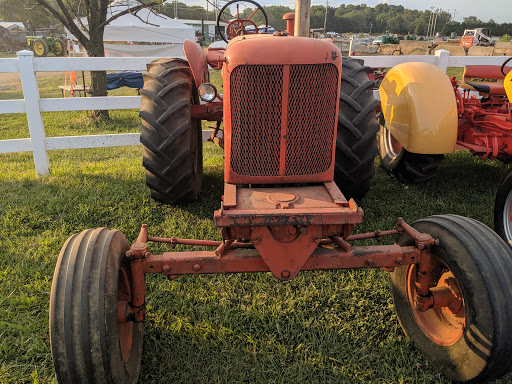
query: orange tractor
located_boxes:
[49,1,512,382]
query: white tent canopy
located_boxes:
[67,0,195,57]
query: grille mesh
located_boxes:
[230,65,283,176]
[286,64,338,175]
[229,64,338,178]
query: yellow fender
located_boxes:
[505,70,512,101]
[379,62,458,154]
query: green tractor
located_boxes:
[26,35,67,57]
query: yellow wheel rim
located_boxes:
[54,42,63,55]
[34,42,44,55]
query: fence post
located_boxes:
[434,49,450,72]
[17,50,50,176]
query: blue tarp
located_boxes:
[106,71,144,90]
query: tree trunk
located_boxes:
[84,27,109,119]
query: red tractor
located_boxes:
[49,2,512,383]
[378,59,512,245]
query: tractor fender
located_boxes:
[505,70,512,102]
[183,39,209,89]
[379,62,458,154]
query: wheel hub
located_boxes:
[34,42,43,55]
[407,259,465,346]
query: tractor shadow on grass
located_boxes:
[138,270,451,384]
[361,152,509,233]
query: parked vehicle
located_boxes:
[460,28,493,47]
[26,35,66,57]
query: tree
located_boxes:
[414,20,427,36]
[264,6,293,31]
[32,0,160,118]
[0,1,54,30]
[339,10,367,33]
[160,1,217,21]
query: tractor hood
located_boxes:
[223,35,342,67]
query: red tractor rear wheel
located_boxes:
[334,58,379,200]
[50,228,143,383]
[139,58,203,204]
[390,215,512,382]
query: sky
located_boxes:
[183,0,512,23]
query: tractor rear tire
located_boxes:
[378,122,444,184]
[33,39,48,57]
[53,38,66,56]
[390,215,512,382]
[139,58,203,204]
[334,57,379,200]
[494,166,512,247]
[50,228,143,383]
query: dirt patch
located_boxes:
[0,71,63,91]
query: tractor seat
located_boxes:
[460,65,511,95]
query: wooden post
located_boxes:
[294,0,311,37]
[17,50,50,177]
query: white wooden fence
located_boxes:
[0,49,510,177]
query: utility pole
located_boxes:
[369,22,373,34]
[432,9,439,37]
[174,0,178,19]
[427,7,433,37]
[323,0,328,33]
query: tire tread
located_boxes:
[139,59,202,204]
[334,58,379,199]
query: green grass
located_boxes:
[1,69,512,383]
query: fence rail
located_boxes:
[1,49,510,177]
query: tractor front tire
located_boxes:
[50,228,143,383]
[33,39,48,57]
[139,58,203,204]
[334,57,379,200]
[53,38,66,56]
[494,166,512,247]
[390,215,512,382]
[378,121,444,184]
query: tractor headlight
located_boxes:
[199,83,217,102]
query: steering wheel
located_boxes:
[217,0,269,43]
[501,57,512,76]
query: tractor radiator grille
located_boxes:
[229,63,338,178]
[230,65,283,177]
[286,64,339,176]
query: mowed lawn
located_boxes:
[1,66,512,383]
